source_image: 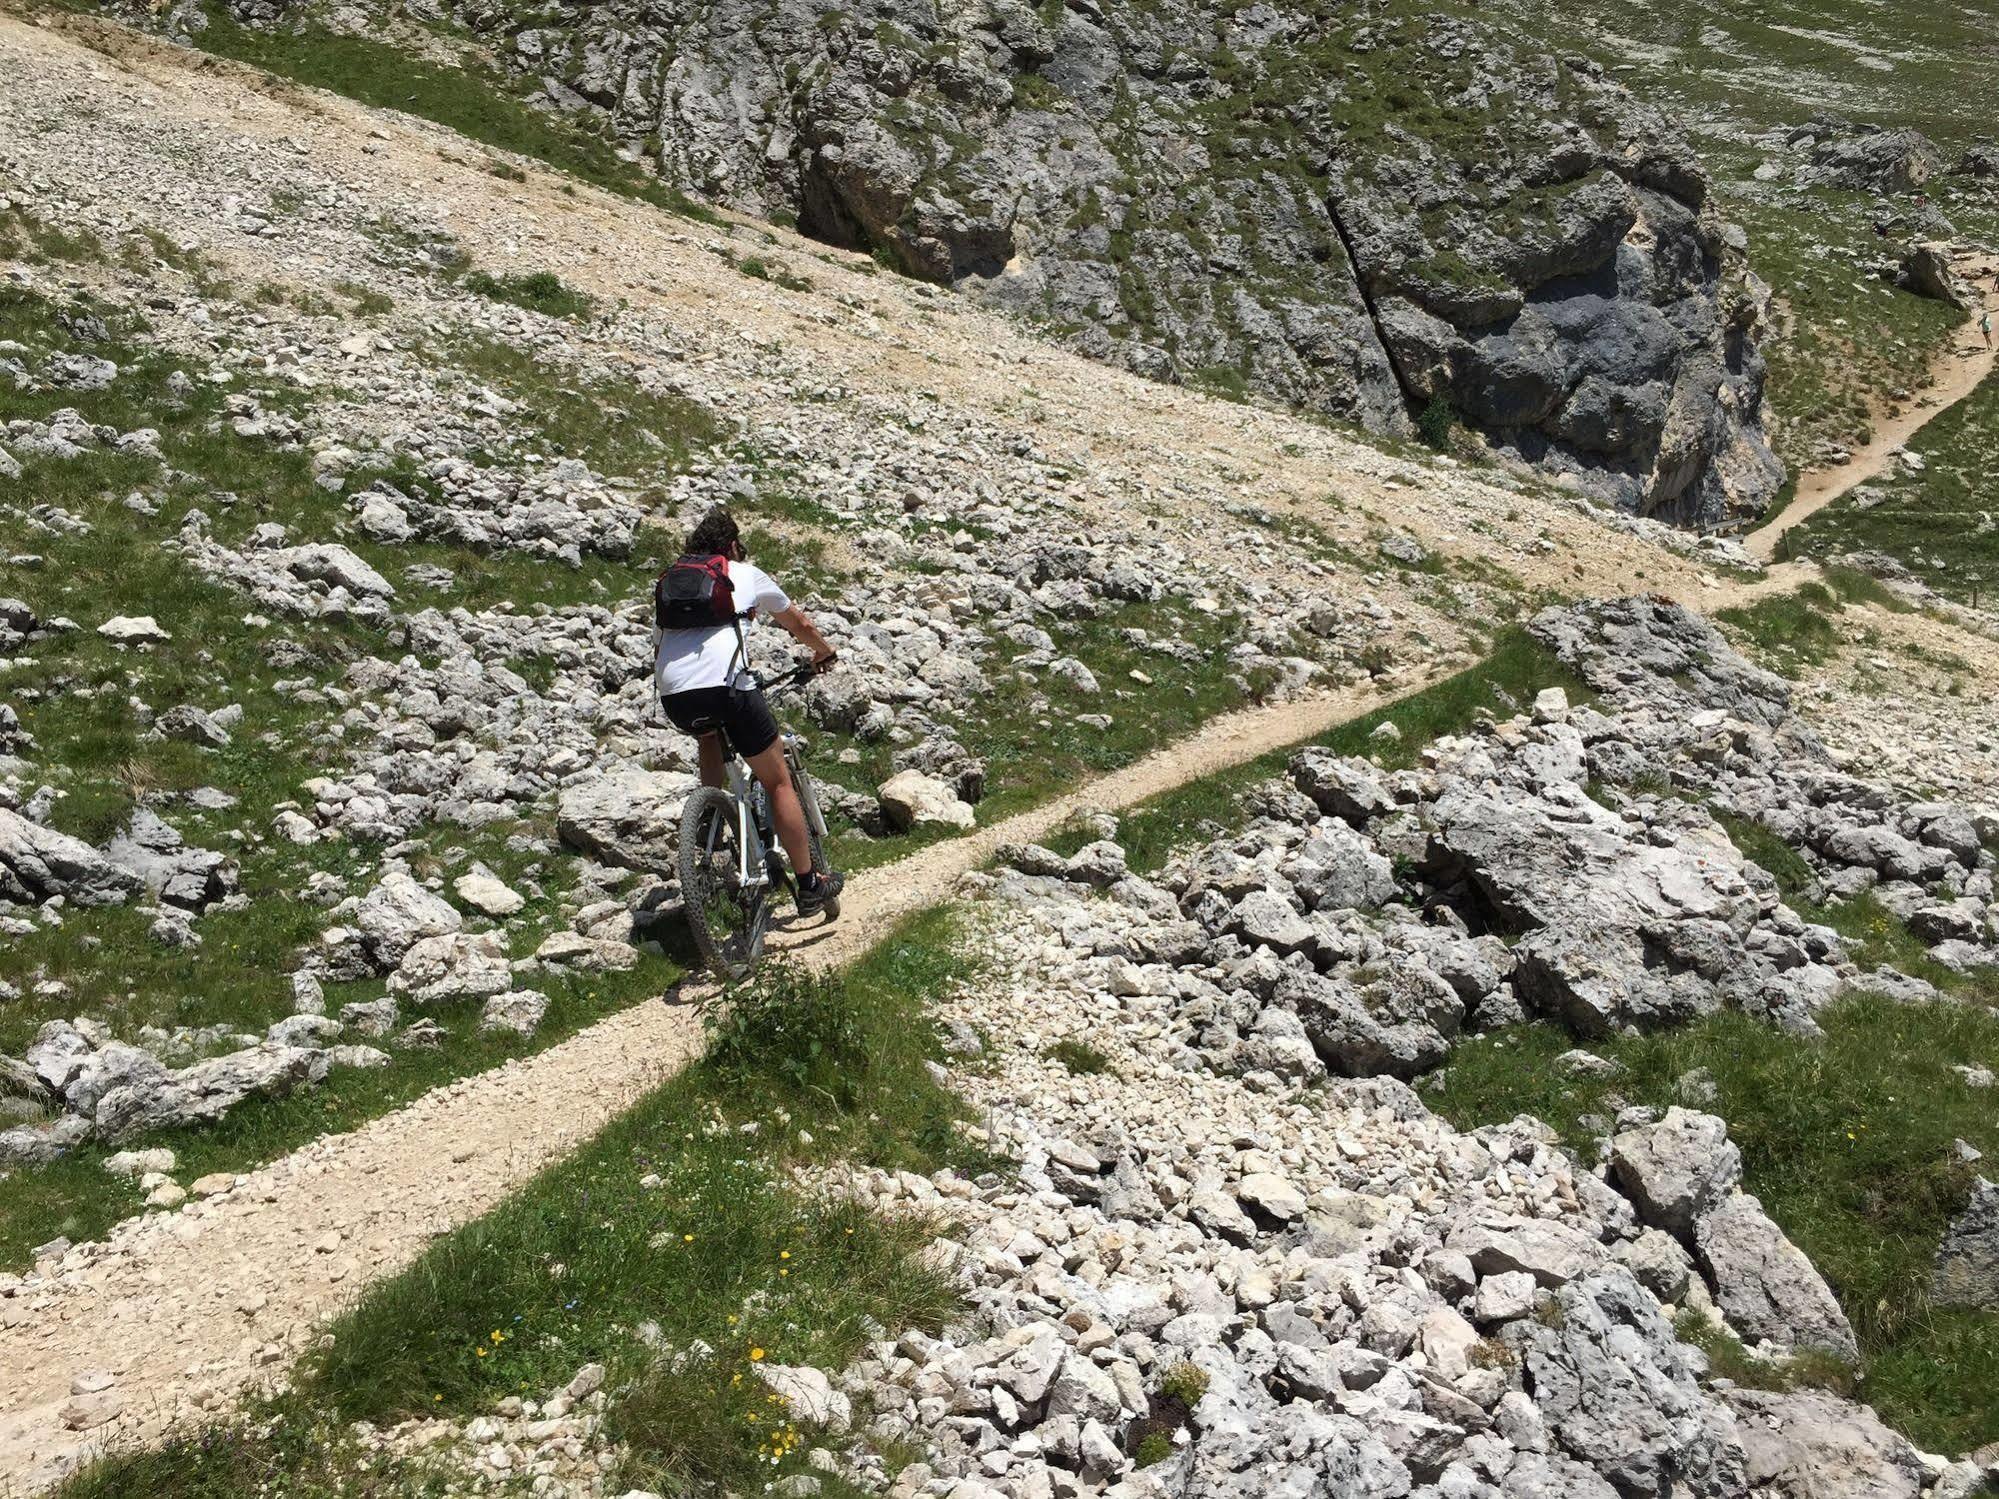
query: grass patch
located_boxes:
[54,909,981,1496]
[460,268,594,319]
[732,254,814,293]
[440,331,718,478]
[1716,583,1844,673]
[173,5,718,222]
[1428,994,1999,1452]
[1818,562,1913,614]
[1043,1038,1112,1076]
[1675,1309,1859,1399]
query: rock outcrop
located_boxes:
[264,0,1783,523]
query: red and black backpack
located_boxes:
[654,553,752,631]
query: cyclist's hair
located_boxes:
[686,506,742,557]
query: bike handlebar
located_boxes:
[758,661,820,697]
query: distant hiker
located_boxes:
[652,506,846,915]
[1983,310,1994,349]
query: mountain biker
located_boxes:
[653,506,846,915]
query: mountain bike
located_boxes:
[676,663,839,980]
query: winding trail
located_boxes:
[1742,252,1999,561]
[0,556,1825,1494]
[0,668,1454,1493]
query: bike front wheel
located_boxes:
[790,755,840,920]
[678,785,770,980]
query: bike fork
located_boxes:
[785,738,828,842]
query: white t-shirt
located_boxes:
[653,559,792,697]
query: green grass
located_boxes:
[1044,1038,1112,1076]
[1051,626,1589,871]
[1716,582,1846,672]
[1789,372,1999,608]
[731,254,814,293]
[169,5,718,222]
[460,268,594,319]
[1,202,108,263]
[439,331,718,479]
[53,909,983,1498]
[1675,1309,1860,1399]
[1428,993,1999,1452]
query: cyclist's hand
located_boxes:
[810,650,838,676]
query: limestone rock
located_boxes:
[0,807,144,907]
[878,770,976,832]
[1609,1107,1742,1237]
[1694,1192,1858,1361]
[1931,1177,1999,1310]
[556,768,700,868]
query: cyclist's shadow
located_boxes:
[653,909,841,1001]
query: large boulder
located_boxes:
[94,1043,328,1140]
[1723,1387,1924,1499]
[1288,964,1464,1079]
[1694,1191,1858,1361]
[556,767,700,868]
[1449,1216,1606,1289]
[272,543,396,599]
[0,807,144,907]
[1522,1268,1745,1495]
[1803,124,1943,194]
[877,769,975,832]
[1427,777,1810,1036]
[354,871,463,970]
[1287,822,1398,913]
[1609,1108,1743,1238]
[390,931,513,1005]
[1896,242,1976,313]
[102,808,236,912]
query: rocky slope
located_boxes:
[185,0,1785,526]
[4,5,1755,1238]
[812,598,1996,1499]
[325,598,1998,1497]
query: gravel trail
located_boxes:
[0,668,1435,1492]
[1742,252,1999,561]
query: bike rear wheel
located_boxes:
[678,785,770,980]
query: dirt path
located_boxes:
[0,666,1451,1493]
[1742,253,1999,561]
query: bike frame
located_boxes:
[712,666,823,896]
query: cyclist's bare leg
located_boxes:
[696,731,725,789]
[745,739,814,877]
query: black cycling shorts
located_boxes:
[661,683,780,760]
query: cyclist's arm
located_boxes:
[770,605,835,666]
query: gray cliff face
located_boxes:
[430,0,1782,522]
